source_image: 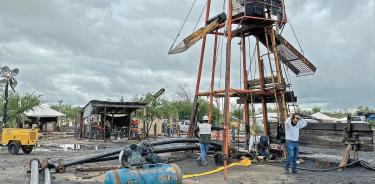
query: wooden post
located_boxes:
[153,123,157,140]
[103,106,107,140]
[339,144,352,171]
[339,114,353,171]
[177,123,181,138]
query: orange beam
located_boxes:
[241,37,250,150]
[208,34,218,124]
[223,0,233,180]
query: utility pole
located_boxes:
[1,66,19,128]
[2,81,9,127]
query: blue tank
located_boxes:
[103,164,182,184]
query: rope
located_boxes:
[193,1,207,32]
[168,0,198,52]
[288,18,304,55]
[263,27,280,115]
[281,61,296,112]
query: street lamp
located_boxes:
[1,66,19,128]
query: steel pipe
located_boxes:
[30,159,39,184]
[44,168,51,184]
[48,138,223,172]
[82,144,215,164]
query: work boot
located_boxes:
[284,169,289,174]
[196,159,202,166]
[202,160,208,166]
[292,170,298,174]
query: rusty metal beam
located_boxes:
[223,0,233,179]
[188,0,212,138]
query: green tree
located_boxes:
[311,106,321,113]
[135,92,171,138]
[358,105,370,113]
[50,104,80,123]
[0,92,42,127]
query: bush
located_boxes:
[369,121,375,128]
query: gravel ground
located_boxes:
[0,138,374,184]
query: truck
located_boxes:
[179,120,190,133]
[1,128,39,155]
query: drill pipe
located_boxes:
[83,144,208,164]
[44,168,51,184]
[30,159,40,184]
[48,138,222,172]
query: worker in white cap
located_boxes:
[194,115,211,166]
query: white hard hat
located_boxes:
[202,116,209,121]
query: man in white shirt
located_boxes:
[284,113,307,174]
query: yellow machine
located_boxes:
[1,128,38,155]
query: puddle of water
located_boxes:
[37,144,108,151]
[57,144,107,151]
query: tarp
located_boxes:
[24,104,65,118]
[310,112,338,122]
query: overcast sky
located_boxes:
[0,0,374,111]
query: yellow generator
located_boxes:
[1,128,38,155]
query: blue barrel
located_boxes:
[103,164,182,184]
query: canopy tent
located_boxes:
[24,104,65,117]
[310,112,338,123]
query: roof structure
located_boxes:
[310,112,338,122]
[82,100,147,118]
[24,104,65,118]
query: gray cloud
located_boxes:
[0,0,374,111]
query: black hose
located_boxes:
[48,139,222,171]
[49,139,195,167]
[84,144,209,164]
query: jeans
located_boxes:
[198,143,210,162]
[285,140,299,172]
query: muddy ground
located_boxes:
[0,138,374,184]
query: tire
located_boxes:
[21,146,33,154]
[8,141,20,155]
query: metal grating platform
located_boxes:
[276,35,316,76]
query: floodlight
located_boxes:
[1,66,10,76]
[10,77,17,86]
[10,78,17,92]
[11,68,19,76]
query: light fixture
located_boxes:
[1,66,10,76]
[11,68,19,77]
[10,78,17,91]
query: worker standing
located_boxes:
[194,116,211,166]
[284,113,307,174]
[167,120,173,137]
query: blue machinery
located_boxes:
[104,164,182,184]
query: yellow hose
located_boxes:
[182,158,251,179]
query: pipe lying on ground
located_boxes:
[44,168,51,184]
[76,165,122,172]
[48,138,222,173]
[30,158,40,184]
[83,144,204,164]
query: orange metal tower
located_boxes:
[174,0,316,179]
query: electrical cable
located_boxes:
[168,0,198,52]
[193,1,207,32]
[287,18,304,55]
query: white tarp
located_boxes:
[310,112,338,122]
[24,104,65,118]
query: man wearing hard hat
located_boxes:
[194,115,211,166]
